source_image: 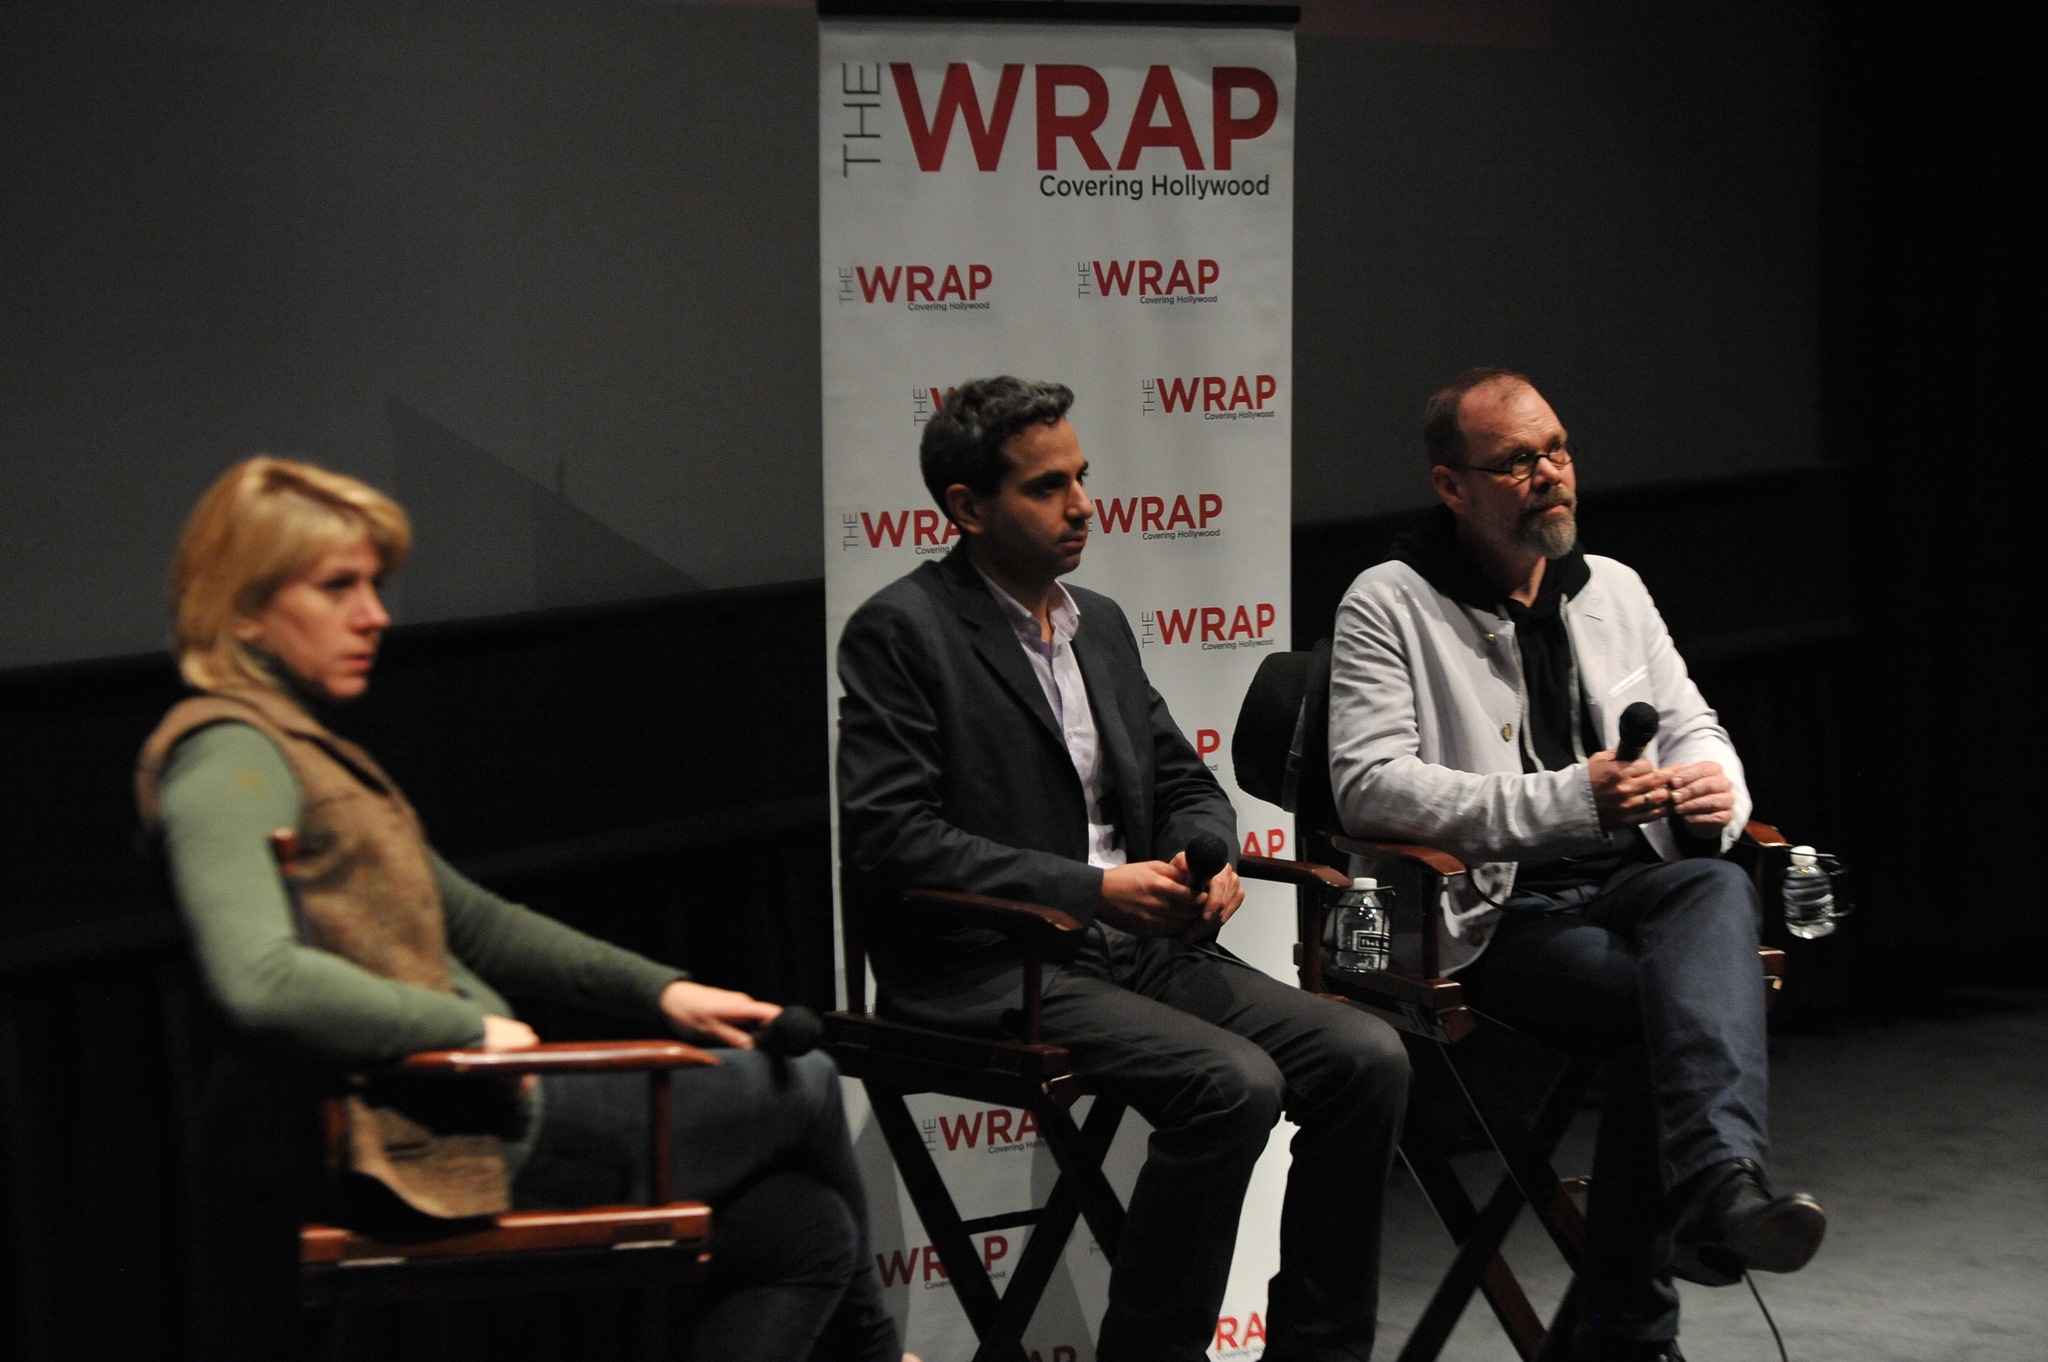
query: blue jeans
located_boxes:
[1452,859,1769,1344]
[513,1049,898,1362]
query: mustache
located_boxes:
[1521,488,1577,518]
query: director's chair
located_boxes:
[1327,828,1788,1362]
[187,831,725,1362]
[825,854,1347,1362]
[1235,641,1788,1362]
[824,887,1127,1362]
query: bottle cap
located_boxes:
[1351,877,1378,890]
[1789,846,1817,867]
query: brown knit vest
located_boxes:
[137,686,511,1220]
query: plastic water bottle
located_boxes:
[1331,877,1392,972]
[1781,847,1836,940]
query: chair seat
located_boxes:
[301,1203,712,1265]
[824,1011,1072,1080]
[1315,966,1477,1044]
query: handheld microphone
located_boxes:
[751,1004,823,1087]
[754,1005,823,1059]
[1183,832,1231,901]
[1615,702,1659,764]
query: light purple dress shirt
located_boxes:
[976,568,1128,870]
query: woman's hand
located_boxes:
[659,980,782,1049]
[480,1014,539,1051]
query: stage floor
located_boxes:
[1376,989,2048,1362]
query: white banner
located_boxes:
[820,14,1295,1360]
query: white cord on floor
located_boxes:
[1744,1270,1790,1362]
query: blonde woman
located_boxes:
[136,457,907,1362]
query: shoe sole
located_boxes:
[1724,1194,1827,1273]
[1669,1244,1742,1288]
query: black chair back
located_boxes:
[1231,638,1338,862]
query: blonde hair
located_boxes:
[171,457,411,691]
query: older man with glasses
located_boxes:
[1323,368,1826,1362]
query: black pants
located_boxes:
[512,1049,899,1362]
[1038,927,1410,1362]
[1453,859,1770,1346]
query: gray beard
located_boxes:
[1516,506,1578,559]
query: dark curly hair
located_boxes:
[920,377,1075,525]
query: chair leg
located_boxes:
[978,1096,1127,1358]
[1533,1276,1584,1362]
[1396,1041,1601,1362]
[1029,1094,1127,1260]
[1397,1112,1546,1362]
[865,1084,1020,1358]
[1431,1041,1590,1266]
[865,1084,1128,1362]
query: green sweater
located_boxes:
[158,721,687,1067]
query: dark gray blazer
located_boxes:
[836,545,1237,1030]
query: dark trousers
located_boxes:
[1038,928,1410,1362]
[513,1049,898,1362]
[1453,858,1770,1345]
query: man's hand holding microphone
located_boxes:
[1097,832,1243,942]
[1591,701,1737,836]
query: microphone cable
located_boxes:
[1744,1270,1790,1362]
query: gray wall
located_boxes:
[0,0,1820,670]
[1294,3,1821,521]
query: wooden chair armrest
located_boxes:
[392,1040,719,1076]
[1322,968,1475,1043]
[1237,854,1350,891]
[1742,820,1790,849]
[1330,834,1468,877]
[1352,968,1466,1014]
[379,1040,712,1205]
[904,888,1087,945]
[902,889,1086,1043]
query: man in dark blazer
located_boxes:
[837,377,1409,1362]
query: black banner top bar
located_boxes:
[818,1,1300,28]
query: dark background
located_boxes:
[2,0,1821,668]
[1,1,2040,1356]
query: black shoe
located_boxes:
[1567,1324,1686,1362]
[1670,1157,1826,1286]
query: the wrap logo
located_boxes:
[869,62,1279,179]
[837,263,993,312]
[1142,375,1279,420]
[1140,603,1278,652]
[1214,1312,1269,1355]
[1094,492,1223,541]
[1243,827,1287,857]
[1077,257,1220,303]
[921,1105,1044,1153]
[841,507,957,556]
[911,385,958,426]
[875,1236,1013,1289]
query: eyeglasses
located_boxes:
[1446,444,1576,483]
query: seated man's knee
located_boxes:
[1302,1006,1409,1114]
[1202,1042,1287,1137]
[1687,857,1753,891]
[1340,1009,1411,1097]
[1668,858,1760,923]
